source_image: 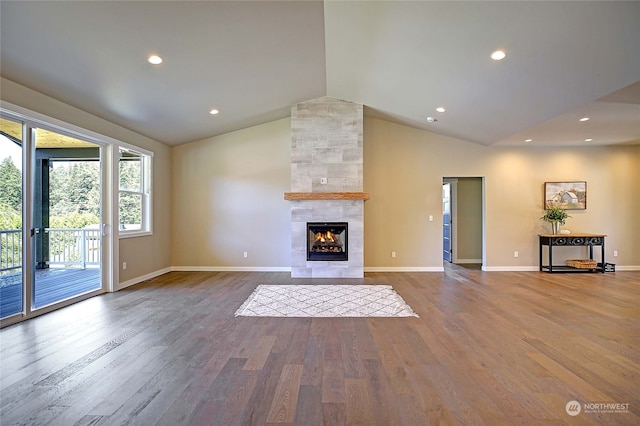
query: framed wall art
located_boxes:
[544,181,587,210]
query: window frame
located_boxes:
[117,147,153,238]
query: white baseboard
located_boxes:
[482,266,539,272]
[116,267,172,291]
[483,265,640,272]
[455,259,483,264]
[171,266,291,272]
[364,266,445,272]
[615,265,640,271]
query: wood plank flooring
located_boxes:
[1,267,638,425]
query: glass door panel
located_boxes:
[0,118,24,318]
[32,128,102,309]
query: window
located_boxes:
[119,148,151,236]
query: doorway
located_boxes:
[1,117,105,321]
[443,177,484,266]
[442,182,452,262]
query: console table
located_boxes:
[539,233,606,273]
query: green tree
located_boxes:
[0,157,22,213]
[49,211,99,229]
[0,157,22,270]
[0,201,22,230]
[49,161,100,219]
[119,155,142,228]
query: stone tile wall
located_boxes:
[290,97,364,278]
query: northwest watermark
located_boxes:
[565,400,581,416]
[566,400,630,416]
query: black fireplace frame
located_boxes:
[307,222,348,261]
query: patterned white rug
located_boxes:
[235,285,419,318]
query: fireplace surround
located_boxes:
[287,97,365,278]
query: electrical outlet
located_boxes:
[613,250,618,257]
[320,177,327,185]
[428,215,434,222]
[243,251,248,258]
[122,262,127,270]
[514,251,519,258]
[391,251,396,258]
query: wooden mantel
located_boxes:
[284,192,370,201]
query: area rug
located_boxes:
[235,285,419,318]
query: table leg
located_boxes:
[539,238,543,271]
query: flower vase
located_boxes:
[551,222,559,234]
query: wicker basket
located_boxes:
[567,259,598,269]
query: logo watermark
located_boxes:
[566,400,581,416]
[566,400,630,416]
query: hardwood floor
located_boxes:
[1,268,638,425]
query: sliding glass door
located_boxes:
[31,127,103,309]
[0,116,105,322]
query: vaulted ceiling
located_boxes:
[1,1,639,147]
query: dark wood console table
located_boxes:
[539,233,606,273]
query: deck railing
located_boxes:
[0,230,22,273]
[0,228,101,272]
[46,228,101,268]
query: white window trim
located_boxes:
[118,147,153,239]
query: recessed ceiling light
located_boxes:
[579,117,590,122]
[585,138,593,142]
[209,109,219,115]
[426,116,437,123]
[490,50,506,61]
[436,107,446,113]
[525,139,532,143]
[148,55,163,65]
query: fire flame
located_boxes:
[315,231,335,243]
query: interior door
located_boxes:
[31,127,103,309]
[443,182,452,262]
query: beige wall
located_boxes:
[364,117,640,269]
[171,118,291,269]
[1,77,172,285]
[4,75,638,275]
[172,115,638,271]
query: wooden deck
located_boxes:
[0,268,101,318]
[1,267,638,425]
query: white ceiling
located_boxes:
[1,1,639,147]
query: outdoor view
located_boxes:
[1,119,103,317]
[0,120,24,317]
[0,155,23,272]
[1,156,101,256]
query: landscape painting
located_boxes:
[544,181,587,210]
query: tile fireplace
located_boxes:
[287,97,366,278]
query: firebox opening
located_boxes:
[307,222,348,261]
